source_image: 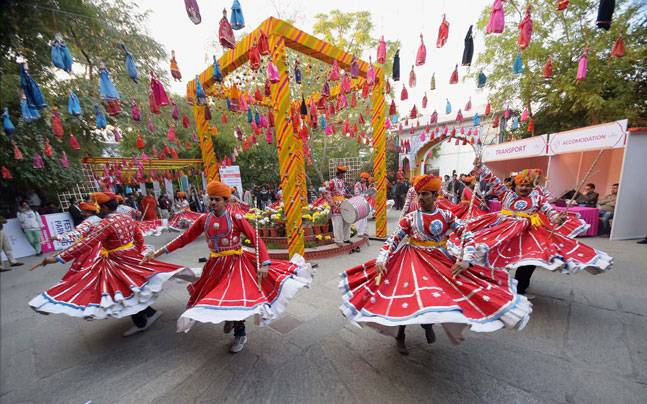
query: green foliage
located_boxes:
[474,0,646,137]
[0,0,189,205]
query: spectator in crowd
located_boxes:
[0,216,24,271]
[243,188,253,206]
[257,185,271,209]
[158,192,172,219]
[598,183,618,235]
[17,200,44,256]
[394,178,409,210]
[125,193,140,210]
[442,175,451,193]
[575,183,599,207]
[26,189,42,210]
[140,190,159,220]
[67,197,84,226]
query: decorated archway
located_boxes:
[413,138,443,179]
[187,17,387,258]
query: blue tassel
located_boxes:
[445,99,452,114]
[254,110,260,126]
[247,107,253,123]
[511,116,519,129]
[391,115,399,124]
[195,76,207,104]
[513,52,524,74]
[19,64,46,109]
[99,66,120,101]
[226,98,232,111]
[20,99,41,122]
[2,107,16,135]
[473,113,480,126]
[213,56,223,82]
[295,64,302,84]
[477,71,487,88]
[51,33,73,72]
[121,44,138,83]
[319,115,327,129]
[68,91,82,116]
[230,0,245,30]
[95,104,107,129]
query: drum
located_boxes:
[340,196,371,224]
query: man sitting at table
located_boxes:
[570,183,598,207]
[597,183,618,235]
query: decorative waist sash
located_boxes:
[501,209,543,227]
[409,238,447,247]
[100,242,135,257]
[210,248,243,258]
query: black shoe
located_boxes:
[637,239,647,245]
[198,257,208,263]
[11,262,24,267]
[0,268,11,273]
[421,324,436,344]
[344,240,352,244]
[396,337,409,355]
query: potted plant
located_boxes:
[302,211,314,236]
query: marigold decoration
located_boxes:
[377,35,387,64]
[436,14,449,48]
[416,34,426,66]
[170,50,182,81]
[486,0,505,34]
[543,56,554,79]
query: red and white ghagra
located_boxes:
[168,209,204,231]
[340,208,531,344]
[163,206,313,332]
[448,165,612,274]
[29,213,189,319]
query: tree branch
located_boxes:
[69,26,94,81]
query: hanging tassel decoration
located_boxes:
[477,71,487,88]
[416,34,427,66]
[150,71,170,106]
[195,76,207,104]
[465,97,472,111]
[136,133,145,150]
[50,33,74,73]
[377,36,387,64]
[258,30,270,55]
[182,113,190,128]
[69,133,81,150]
[13,142,23,160]
[473,113,481,126]
[449,64,459,84]
[611,35,625,58]
[445,99,452,114]
[2,107,16,136]
[20,94,41,122]
[95,105,107,129]
[184,0,201,24]
[51,109,64,140]
[43,137,53,157]
[462,25,474,66]
[267,60,280,83]
[422,93,428,109]
[230,0,245,30]
[60,151,69,168]
[120,44,138,83]
[392,50,400,81]
[513,52,524,74]
[219,8,236,49]
[486,0,505,34]
[430,73,436,90]
[213,56,223,82]
[19,63,47,109]
[170,50,182,81]
[436,14,450,48]
[1,166,12,180]
[400,85,408,101]
[409,65,416,88]
[576,48,588,81]
[33,153,45,169]
[518,6,533,49]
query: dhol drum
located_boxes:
[340,196,371,224]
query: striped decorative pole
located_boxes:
[192,103,220,181]
[269,35,305,257]
[371,66,387,238]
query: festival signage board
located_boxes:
[219,166,244,196]
[549,120,627,154]
[1,213,75,260]
[482,135,549,162]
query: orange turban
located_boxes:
[176,191,186,198]
[360,172,370,179]
[336,165,349,173]
[413,175,442,193]
[90,192,117,205]
[514,169,542,185]
[79,201,99,212]
[206,180,232,198]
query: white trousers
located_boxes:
[331,214,351,244]
[356,217,368,236]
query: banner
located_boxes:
[549,119,627,155]
[482,135,548,162]
[1,213,74,260]
[152,180,161,198]
[164,178,174,200]
[219,165,243,196]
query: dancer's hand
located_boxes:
[451,260,469,278]
[258,263,269,280]
[140,250,159,264]
[551,213,566,225]
[32,256,57,270]
[376,261,386,276]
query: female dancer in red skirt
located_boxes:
[30,192,189,336]
[340,175,531,355]
[142,180,313,353]
[448,159,612,297]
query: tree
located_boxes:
[474,0,646,138]
[0,0,185,211]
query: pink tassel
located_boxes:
[518,6,533,49]
[422,93,428,109]
[456,109,464,123]
[60,151,69,168]
[131,101,141,121]
[576,48,588,81]
[416,34,426,66]
[486,0,505,34]
[329,60,340,81]
[465,97,472,111]
[521,108,529,122]
[191,130,199,142]
[167,126,176,142]
[69,133,81,150]
[113,128,122,142]
[409,65,416,87]
[377,36,387,64]
[33,153,45,169]
[367,57,376,85]
[267,60,280,83]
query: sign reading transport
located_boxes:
[482,135,549,162]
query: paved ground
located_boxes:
[2,210,646,404]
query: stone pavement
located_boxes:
[1,209,646,403]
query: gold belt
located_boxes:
[409,239,447,247]
[501,209,543,227]
[100,242,134,257]
[210,248,243,258]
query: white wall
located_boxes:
[420,142,475,177]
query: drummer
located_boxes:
[354,172,371,237]
[325,165,351,246]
